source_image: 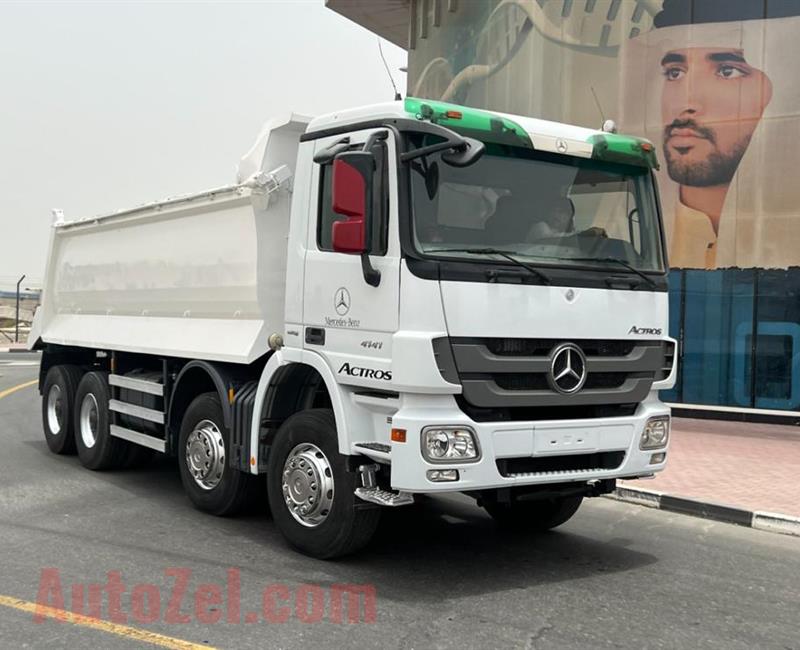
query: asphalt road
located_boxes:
[0,355,798,649]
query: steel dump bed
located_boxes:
[30,115,309,363]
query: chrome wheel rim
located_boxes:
[186,419,225,490]
[282,443,334,528]
[46,384,63,435]
[79,393,99,449]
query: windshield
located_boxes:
[409,141,665,273]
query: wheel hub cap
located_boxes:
[79,393,99,449]
[46,384,63,435]
[186,419,225,490]
[282,443,334,527]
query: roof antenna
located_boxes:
[591,85,617,133]
[378,39,402,101]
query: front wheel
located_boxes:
[483,495,583,531]
[267,409,380,559]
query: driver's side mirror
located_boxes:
[331,151,374,254]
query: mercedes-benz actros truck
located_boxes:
[30,98,676,558]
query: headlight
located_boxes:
[421,426,480,463]
[640,416,670,450]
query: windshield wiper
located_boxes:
[424,248,551,285]
[565,256,657,288]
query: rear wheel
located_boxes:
[483,495,583,531]
[74,371,130,470]
[41,365,83,455]
[178,392,259,516]
[267,409,380,559]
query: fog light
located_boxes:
[422,426,479,463]
[650,452,666,464]
[427,469,459,482]
[640,416,670,450]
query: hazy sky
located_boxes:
[0,0,406,290]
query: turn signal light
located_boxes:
[391,428,407,443]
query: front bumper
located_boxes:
[389,392,669,493]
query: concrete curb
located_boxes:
[607,486,800,538]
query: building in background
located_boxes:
[328,0,800,420]
[0,289,40,344]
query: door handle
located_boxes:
[305,327,326,346]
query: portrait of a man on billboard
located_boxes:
[659,36,772,268]
[620,0,800,269]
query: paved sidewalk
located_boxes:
[622,417,800,519]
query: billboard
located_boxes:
[406,0,800,411]
[407,0,800,270]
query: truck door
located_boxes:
[302,128,400,388]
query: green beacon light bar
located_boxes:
[404,97,533,149]
[588,133,660,170]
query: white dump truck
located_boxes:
[31,98,676,558]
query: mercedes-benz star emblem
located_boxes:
[334,287,351,316]
[548,343,587,395]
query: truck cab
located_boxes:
[288,97,673,482]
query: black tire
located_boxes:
[484,495,583,532]
[74,371,130,470]
[267,409,380,559]
[177,392,260,516]
[41,365,83,455]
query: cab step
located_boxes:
[354,442,391,453]
[353,442,391,463]
[355,486,414,507]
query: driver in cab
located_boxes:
[487,191,606,244]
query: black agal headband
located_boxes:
[654,0,800,28]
